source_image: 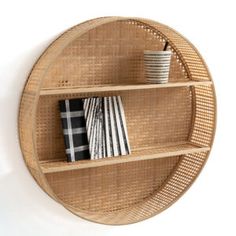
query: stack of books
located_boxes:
[59,96,131,162]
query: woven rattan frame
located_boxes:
[18,17,216,225]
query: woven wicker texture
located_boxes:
[18,17,216,225]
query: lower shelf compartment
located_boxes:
[40,141,210,173]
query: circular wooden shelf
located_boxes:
[19,17,216,225]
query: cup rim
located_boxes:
[144,50,172,54]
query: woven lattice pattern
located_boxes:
[18,17,216,225]
[46,156,180,213]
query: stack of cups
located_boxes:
[144,50,172,84]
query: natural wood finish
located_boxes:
[18,17,216,225]
[40,142,210,173]
[40,81,212,95]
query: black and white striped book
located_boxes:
[83,96,131,159]
[116,96,131,155]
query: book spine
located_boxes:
[104,97,113,157]
[108,96,119,156]
[90,98,99,159]
[113,96,127,155]
[65,99,75,162]
[116,96,131,154]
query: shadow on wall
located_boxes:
[0,36,123,233]
[0,36,64,187]
[0,39,54,178]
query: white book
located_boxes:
[108,96,119,156]
[116,96,131,154]
[85,97,94,142]
[102,126,106,158]
[91,98,100,159]
[87,98,97,159]
[83,98,89,119]
[101,98,106,158]
[104,97,112,157]
[113,96,126,155]
[98,98,103,159]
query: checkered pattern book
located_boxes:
[59,98,90,162]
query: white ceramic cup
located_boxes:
[144,50,171,84]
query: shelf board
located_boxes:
[40,142,210,173]
[40,81,212,96]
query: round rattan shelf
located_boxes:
[19,17,216,225]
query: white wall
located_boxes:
[1,0,236,235]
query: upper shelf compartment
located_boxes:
[40,81,212,95]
